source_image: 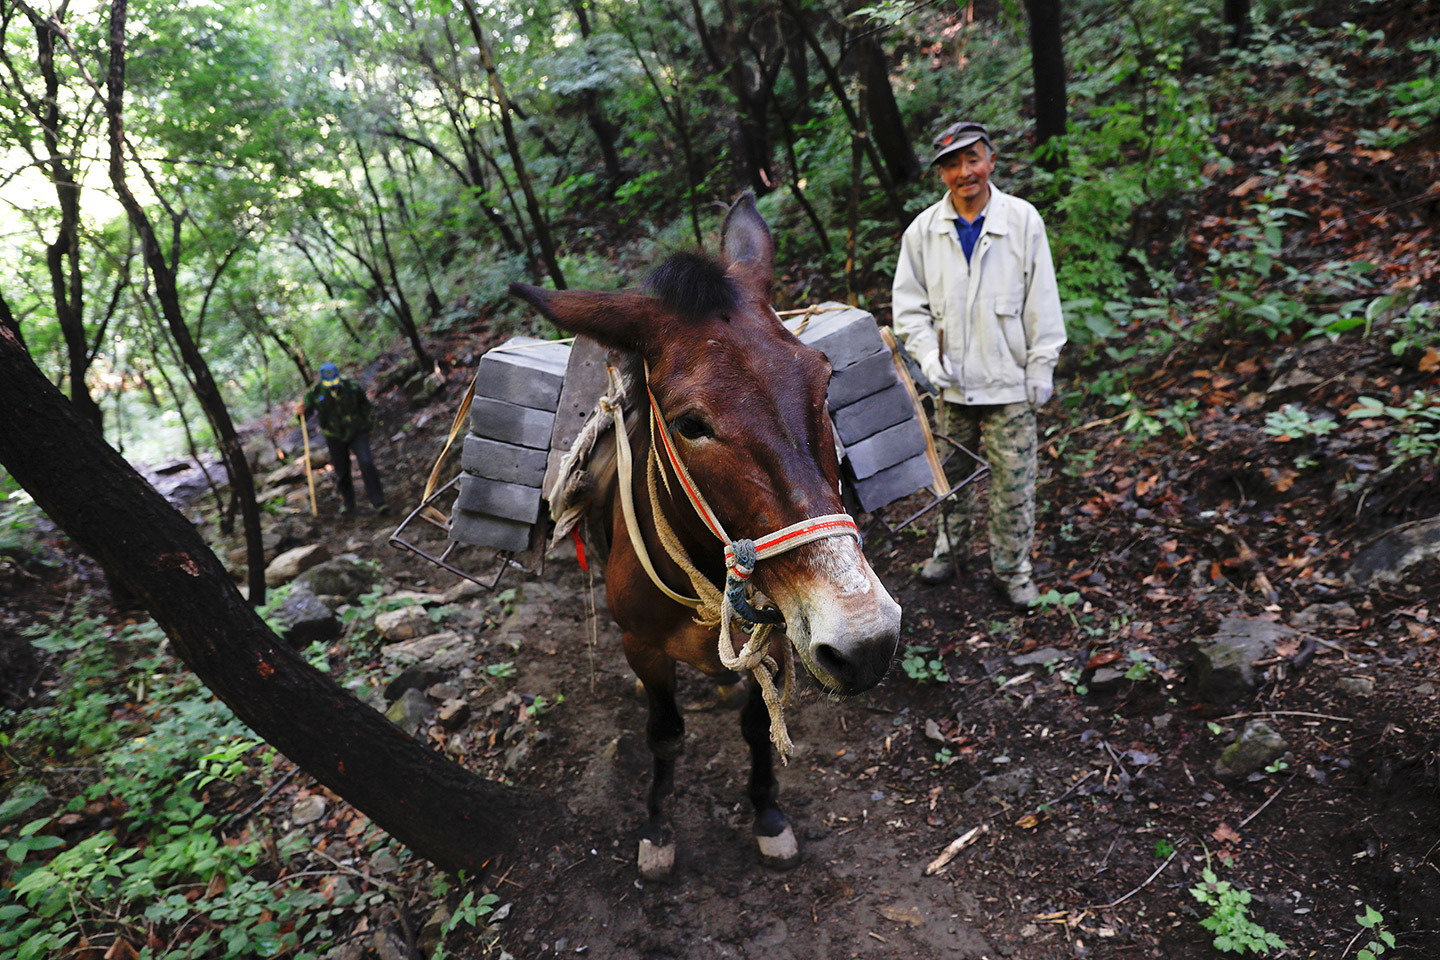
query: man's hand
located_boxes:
[1026,381,1054,406]
[920,350,957,392]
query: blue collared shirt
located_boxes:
[954,214,985,262]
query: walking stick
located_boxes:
[299,406,318,516]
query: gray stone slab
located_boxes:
[844,418,928,480]
[469,396,556,449]
[474,337,571,411]
[448,508,533,552]
[827,346,898,409]
[850,452,934,513]
[789,304,887,371]
[454,473,543,524]
[831,382,916,445]
[462,434,550,487]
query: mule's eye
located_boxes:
[674,414,712,441]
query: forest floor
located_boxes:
[337,313,1440,960]
[4,282,1440,960]
[6,5,1440,953]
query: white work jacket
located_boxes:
[892,185,1066,406]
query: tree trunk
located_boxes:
[858,36,921,186]
[31,13,104,432]
[459,0,567,289]
[104,0,267,605]
[355,140,435,369]
[1223,0,1251,47]
[0,324,546,875]
[1026,0,1068,171]
[780,0,908,227]
[567,0,627,193]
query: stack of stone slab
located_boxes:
[450,305,940,554]
[449,337,571,552]
[785,303,939,512]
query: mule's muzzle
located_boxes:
[811,632,899,696]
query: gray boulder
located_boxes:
[296,554,378,603]
[274,584,341,648]
[1191,618,1298,704]
[1215,720,1289,779]
[385,687,433,736]
[1347,515,1440,588]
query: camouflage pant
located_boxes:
[932,401,1037,582]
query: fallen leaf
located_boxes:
[1213,822,1242,844]
[879,905,925,927]
[1230,175,1265,197]
[1015,811,1047,830]
[1086,650,1123,670]
[1419,348,1439,373]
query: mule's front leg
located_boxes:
[741,668,800,870]
[629,646,684,880]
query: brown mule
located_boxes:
[510,193,901,879]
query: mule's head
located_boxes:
[510,193,901,696]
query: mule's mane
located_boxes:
[644,251,737,321]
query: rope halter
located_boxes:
[636,371,860,760]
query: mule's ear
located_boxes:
[508,283,660,353]
[720,190,774,293]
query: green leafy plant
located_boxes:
[1346,391,1440,463]
[1263,405,1339,439]
[1190,866,1287,955]
[1154,839,1175,859]
[901,645,948,683]
[1354,904,1397,960]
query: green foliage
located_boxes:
[0,608,371,960]
[1345,392,1440,462]
[900,645,949,683]
[1190,867,1287,955]
[1263,404,1338,439]
[1355,904,1397,960]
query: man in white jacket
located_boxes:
[892,120,1066,607]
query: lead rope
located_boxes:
[641,369,859,762]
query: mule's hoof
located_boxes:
[638,838,675,881]
[756,824,800,871]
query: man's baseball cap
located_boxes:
[931,121,993,165]
[319,362,340,386]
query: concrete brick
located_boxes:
[789,303,886,371]
[850,452,935,513]
[827,346,898,409]
[844,418,928,480]
[448,508,533,553]
[474,337,571,411]
[454,473,543,524]
[461,434,550,487]
[831,382,915,444]
[469,396,556,449]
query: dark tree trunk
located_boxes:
[355,140,435,369]
[780,0,908,227]
[0,324,547,875]
[460,0,568,289]
[858,36,921,186]
[1026,0,1068,171]
[568,0,627,193]
[1223,0,1251,47]
[104,0,268,604]
[30,13,104,432]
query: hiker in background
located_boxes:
[891,120,1066,608]
[300,362,388,516]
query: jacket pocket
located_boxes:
[994,296,1025,367]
